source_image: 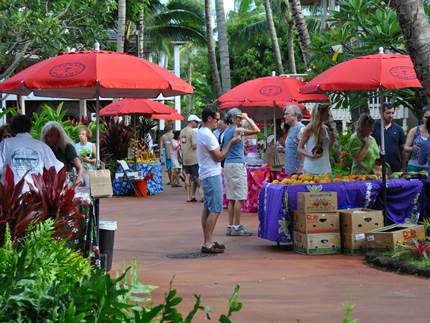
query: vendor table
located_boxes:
[112,162,163,196]
[258,179,424,243]
[223,165,277,213]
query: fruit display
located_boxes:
[390,171,427,180]
[128,138,157,164]
[271,173,379,185]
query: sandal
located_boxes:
[201,245,224,254]
[213,241,225,250]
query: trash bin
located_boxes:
[99,220,117,271]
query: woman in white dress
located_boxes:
[298,104,335,175]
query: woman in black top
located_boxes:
[41,121,84,185]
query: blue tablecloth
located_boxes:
[112,162,163,196]
[258,179,424,243]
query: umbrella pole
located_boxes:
[379,87,387,221]
[273,107,277,143]
[95,86,100,167]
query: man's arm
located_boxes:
[209,135,240,162]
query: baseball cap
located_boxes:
[227,108,242,118]
[187,114,201,122]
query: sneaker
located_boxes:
[230,225,253,236]
[213,241,226,249]
[226,226,233,236]
[201,245,224,254]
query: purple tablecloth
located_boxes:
[258,179,424,243]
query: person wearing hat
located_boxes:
[180,114,201,202]
[223,108,260,236]
[196,107,240,253]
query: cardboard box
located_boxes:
[342,233,367,254]
[366,224,426,250]
[293,231,341,255]
[293,211,339,234]
[297,192,338,214]
[340,208,384,234]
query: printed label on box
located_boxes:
[355,233,365,240]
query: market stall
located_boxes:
[258,179,424,244]
[222,165,277,212]
[112,161,163,196]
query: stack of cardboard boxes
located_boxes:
[339,209,383,254]
[292,192,427,255]
[293,192,340,255]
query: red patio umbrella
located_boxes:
[99,98,175,117]
[301,52,422,93]
[300,48,423,219]
[0,48,193,161]
[151,112,184,121]
[216,75,328,120]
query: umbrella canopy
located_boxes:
[0,50,193,98]
[0,49,193,162]
[99,98,175,117]
[216,76,328,121]
[299,48,423,220]
[301,52,422,93]
[151,112,184,121]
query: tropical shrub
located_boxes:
[100,121,131,162]
[0,220,242,322]
[0,165,86,247]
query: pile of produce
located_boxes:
[390,171,428,180]
[272,173,379,185]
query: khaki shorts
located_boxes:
[224,163,247,201]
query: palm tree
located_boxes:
[289,0,311,67]
[263,0,284,74]
[137,5,144,57]
[117,0,127,52]
[215,0,232,92]
[395,0,430,101]
[204,0,222,97]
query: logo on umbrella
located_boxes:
[49,63,86,78]
[260,85,282,96]
[389,66,417,80]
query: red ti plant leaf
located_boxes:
[0,165,40,244]
[29,166,77,220]
[404,239,430,259]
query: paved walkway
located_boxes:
[101,183,430,322]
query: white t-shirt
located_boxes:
[196,126,220,180]
[0,133,64,190]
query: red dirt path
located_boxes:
[101,184,430,322]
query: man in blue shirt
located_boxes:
[372,103,406,172]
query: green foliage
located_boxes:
[342,303,358,323]
[0,220,92,322]
[31,103,81,141]
[0,0,115,79]
[0,107,17,120]
[0,221,242,321]
[309,0,427,117]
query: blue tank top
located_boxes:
[224,126,245,164]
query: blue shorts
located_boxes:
[201,174,223,213]
[165,159,172,171]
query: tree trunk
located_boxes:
[137,5,144,58]
[287,18,297,74]
[289,0,311,68]
[117,0,126,53]
[215,0,232,93]
[394,1,430,102]
[204,0,223,97]
[263,0,284,75]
